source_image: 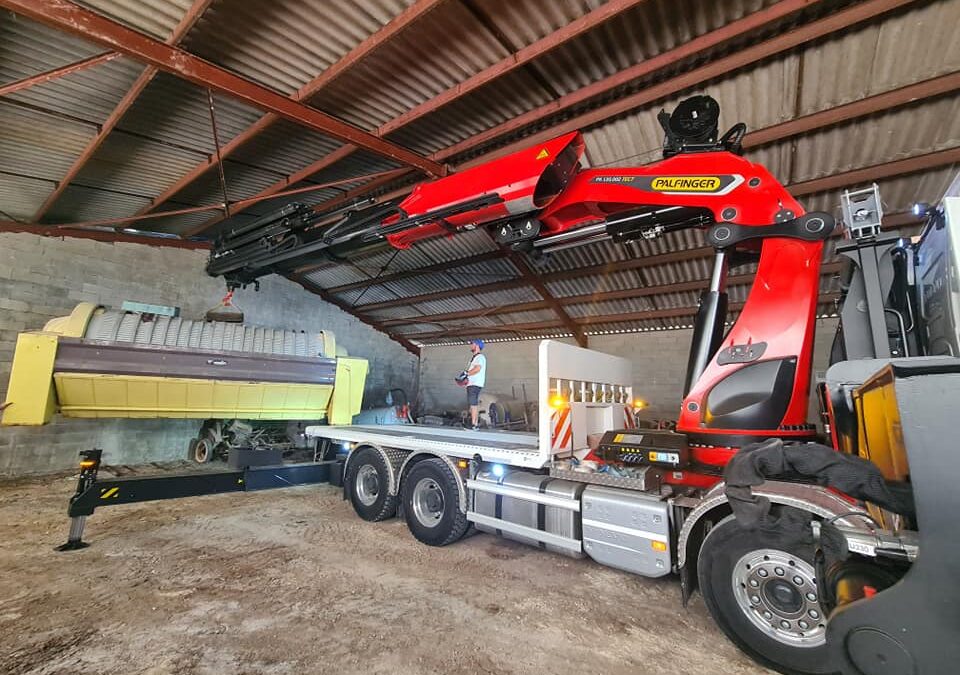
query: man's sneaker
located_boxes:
[470,425,480,431]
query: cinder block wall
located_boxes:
[418,318,840,422]
[0,233,418,475]
[417,338,577,413]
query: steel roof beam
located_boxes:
[402,293,842,341]
[506,250,587,347]
[286,273,420,356]
[186,0,653,235]
[1,0,444,178]
[30,0,215,222]
[742,70,960,149]
[380,264,843,327]
[0,220,209,249]
[348,201,924,315]
[790,146,960,196]
[302,0,921,217]
[451,0,919,166]
[306,250,509,291]
[0,51,119,97]
[144,0,446,227]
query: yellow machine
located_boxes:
[1,303,368,427]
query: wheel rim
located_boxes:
[732,548,826,648]
[411,477,444,528]
[194,438,212,463]
[355,464,380,506]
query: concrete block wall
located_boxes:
[0,233,418,475]
[418,317,840,423]
[417,338,577,413]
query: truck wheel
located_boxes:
[698,515,832,675]
[345,448,398,522]
[401,458,469,546]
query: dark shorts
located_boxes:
[467,385,482,406]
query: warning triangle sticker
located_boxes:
[536,148,549,160]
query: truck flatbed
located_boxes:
[306,424,546,468]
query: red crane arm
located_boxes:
[378,127,834,469]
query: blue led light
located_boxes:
[491,463,506,478]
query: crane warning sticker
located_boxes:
[591,174,743,195]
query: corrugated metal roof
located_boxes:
[226,120,343,176]
[565,296,657,317]
[797,0,960,116]
[181,0,415,95]
[47,184,152,222]
[386,69,555,155]
[77,0,196,40]
[0,173,53,221]
[115,72,266,153]
[3,0,959,347]
[304,263,375,289]
[0,100,96,184]
[71,132,204,198]
[310,0,512,131]
[792,97,960,183]
[527,0,779,96]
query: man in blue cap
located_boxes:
[465,338,486,430]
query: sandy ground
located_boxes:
[0,464,772,675]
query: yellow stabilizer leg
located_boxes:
[2,332,60,426]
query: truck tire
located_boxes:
[401,458,469,547]
[192,436,214,464]
[698,515,832,675]
[345,448,398,522]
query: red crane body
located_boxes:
[381,125,832,487]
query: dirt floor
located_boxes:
[0,464,772,675]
